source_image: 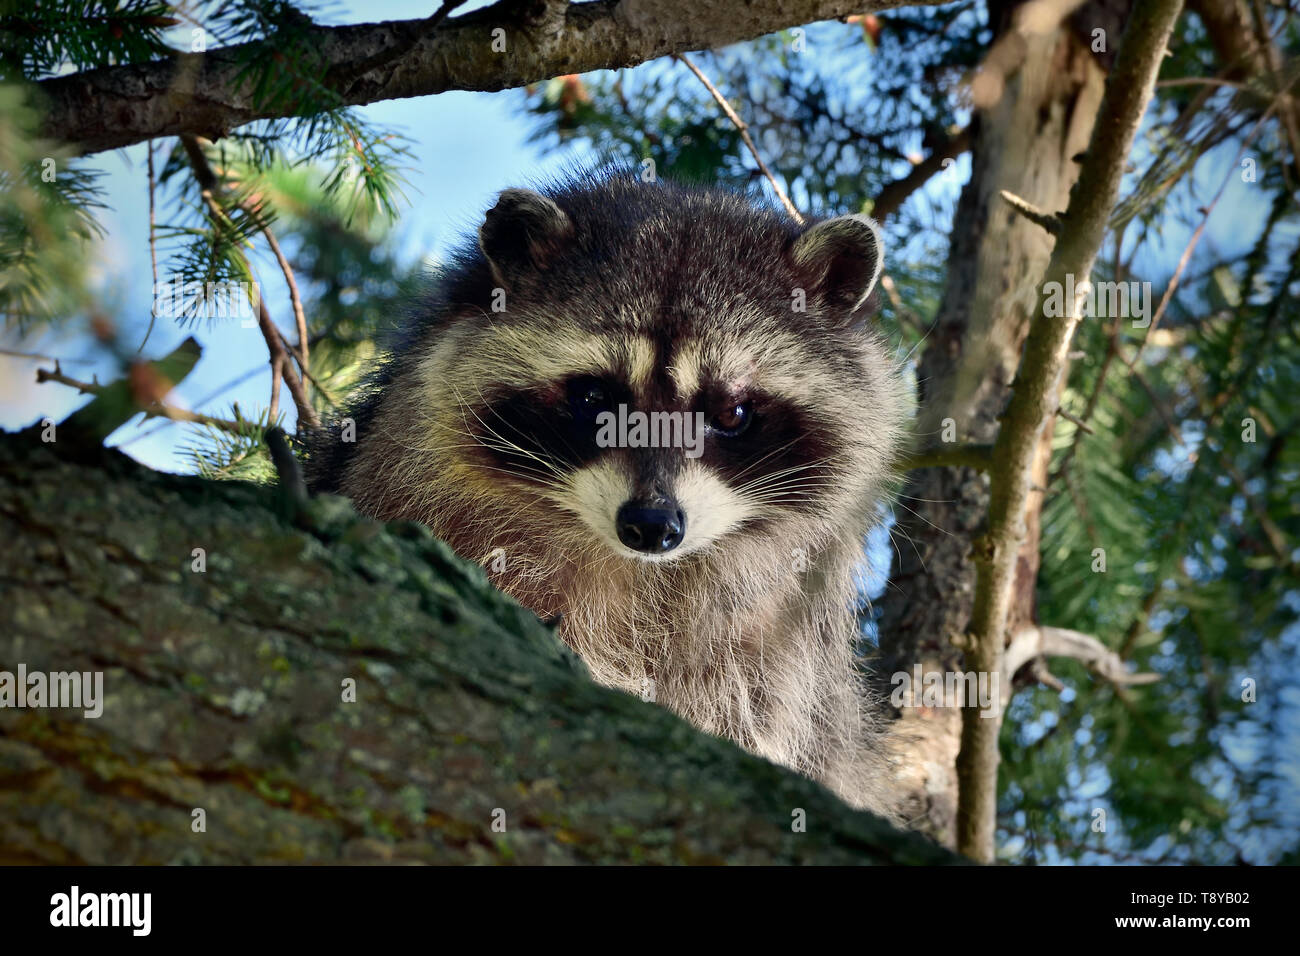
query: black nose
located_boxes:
[616,500,686,554]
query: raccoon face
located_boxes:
[422,178,898,566]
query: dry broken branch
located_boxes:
[1002,625,1160,707]
[34,367,246,434]
[999,190,1062,236]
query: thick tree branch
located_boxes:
[897,443,995,473]
[36,0,942,156]
[956,0,1186,864]
[0,437,958,865]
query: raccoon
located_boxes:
[307,170,911,816]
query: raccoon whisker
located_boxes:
[738,473,838,494]
[734,450,851,481]
[898,315,936,366]
[471,462,565,486]
[732,461,836,492]
[743,491,833,508]
[745,488,829,499]
[733,462,842,495]
[727,433,840,485]
[884,521,932,575]
[469,379,593,476]
[892,492,961,505]
[888,497,955,539]
[451,384,569,482]
[421,421,563,485]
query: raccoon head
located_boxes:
[359,175,906,571]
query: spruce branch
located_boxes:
[179,134,321,430]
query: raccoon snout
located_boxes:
[615,499,686,555]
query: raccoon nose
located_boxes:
[616,500,686,554]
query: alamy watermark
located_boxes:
[50,886,150,936]
[0,664,103,718]
[596,404,707,459]
[890,666,1000,718]
[1042,274,1154,328]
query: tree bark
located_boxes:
[0,434,955,865]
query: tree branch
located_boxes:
[956,0,1186,864]
[897,443,995,473]
[998,189,1062,236]
[261,225,310,371]
[0,436,958,866]
[873,126,971,221]
[179,135,321,430]
[35,366,246,434]
[673,53,803,224]
[37,0,945,156]
[1187,0,1300,180]
[1002,626,1160,706]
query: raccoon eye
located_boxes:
[567,376,614,420]
[711,400,753,437]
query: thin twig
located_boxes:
[1055,404,1095,435]
[261,225,309,370]
[873,126,971,221]
[137,139,161,353]
[673,52,804,225]
[879,273,928,333]
[115,363,268,448]
[35,366,247,433]
[1135,92,1289,366]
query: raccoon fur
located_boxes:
[306,170,911,817]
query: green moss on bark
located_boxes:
[0,433,955,865]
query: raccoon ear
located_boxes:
[479,188,574,284]
[787,214,884,319]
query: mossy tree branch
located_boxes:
[0,434,957,865]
